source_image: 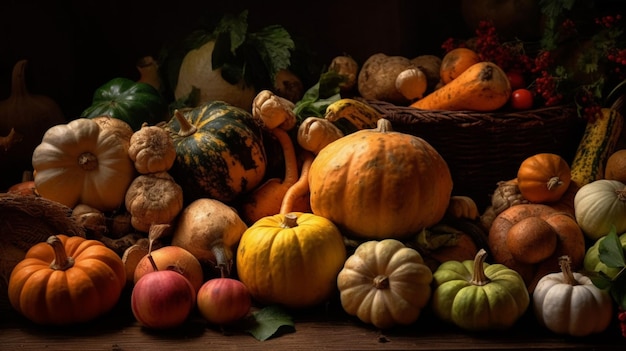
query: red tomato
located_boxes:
[506,71,526,91]
[510,89,534,110]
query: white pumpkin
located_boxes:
[174,40,257,111]
[32,118,135,211]
[533,256,613,337]
[574,179,626,241]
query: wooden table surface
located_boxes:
[2,290,624,351]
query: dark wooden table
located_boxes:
[2,290,624,351]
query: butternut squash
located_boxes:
[410,62,511,112]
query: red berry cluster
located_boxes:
[595,14,623,28]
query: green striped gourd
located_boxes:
[167,101,267,203]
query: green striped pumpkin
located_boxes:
[167,101,267,203]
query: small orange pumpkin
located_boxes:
[517,153,571,203]
[8,235,126,325]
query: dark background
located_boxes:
[0,0,473,119]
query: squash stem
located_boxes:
[617,188,626,201]
[373,275,390,289]
[11,59,28,97]
[558,255,578,286]
[211,244,233,277]
[470,248,490,286]
[47,235,75,271]
[546,176,563,190]
[281,213,299,228]
[173,110,198,137]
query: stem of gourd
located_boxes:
[617,188,626,201]
[373,275,390,289]
[470,248,490,286]
[173,109,198,137]
[281,213,299,228]
[558,255,578,286]
[78,152,98,171]
[47,235,75,271]
[211,244,233,277]
[546,176,563,190]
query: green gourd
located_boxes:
[82,77,168,131]
[431,248,529,331]
[166,101,267,204]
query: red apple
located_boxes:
[134,245,204,292]
[197,277,252,325]
[131,269,197,329]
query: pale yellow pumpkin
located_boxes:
[32,118,135,211]
[337,239,432,329]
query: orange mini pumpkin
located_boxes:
[309,118,453,240]
[8,235,126,325]
[517,153,571,203]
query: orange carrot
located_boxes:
[280,150,315,215]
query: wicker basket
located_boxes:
[366,100,586,211]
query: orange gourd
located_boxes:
[517,153,571,203]
[439,47,481,84]
[410,61,511,111]
[8,235,126,325]
[309,118,452,240]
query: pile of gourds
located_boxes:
[2,46,626,340]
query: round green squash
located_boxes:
[431,249,529,331]
[584,230,626,279]
[166,101,267,203]
[81,77,168,131]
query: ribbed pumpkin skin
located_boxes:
[8,235,126,325]
[236,212,347,309]
[309,119,453,240]
[167,101,267,203]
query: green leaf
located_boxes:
[213,10,248,54]
[598,226,626,269]
[245,305,295,341]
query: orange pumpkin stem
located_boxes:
[558,255,578,286]
[470,248,490,286]
[47,235,75,271]
[617,188,626,201]
[281,213,299,228]
[173,109,198,137]
[78,152,98,171]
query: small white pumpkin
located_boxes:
[574,179,626,241]
[533,255,613,337]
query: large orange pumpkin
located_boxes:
[8,235,126,325]
[308,118,453,240]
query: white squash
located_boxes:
[32,118,135,211]
[533,256,613,337]
[174,40,257,111]
[574,179,626,241]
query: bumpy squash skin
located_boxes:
[167,101,267,204]
[82,78,169,131]
[570,108,624,187]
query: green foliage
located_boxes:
[244,305,295,341]
[590,226,626,309]
[293,69,343,122]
